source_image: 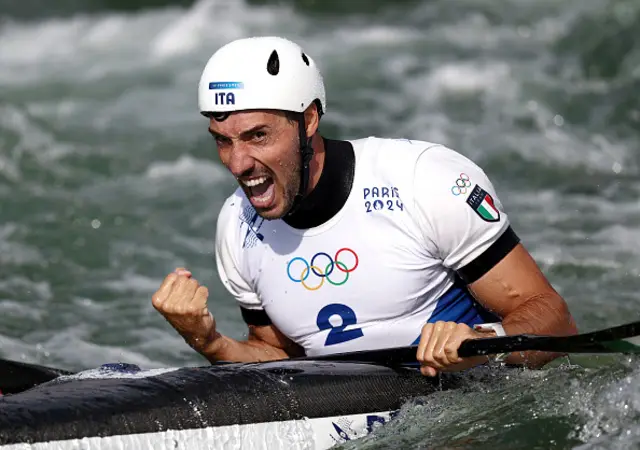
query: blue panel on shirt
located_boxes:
[411,278,500,345]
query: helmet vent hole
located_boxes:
[301,53,310,66]
[267,50,280,75]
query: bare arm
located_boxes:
[152,269,304,365]
[468,243,578,367]
[198,323,305,364]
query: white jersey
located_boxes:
[215,137,517,356]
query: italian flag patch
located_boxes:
[466,185,500,222]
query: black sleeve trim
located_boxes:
[456,226,520,284]
[240,307,272,326]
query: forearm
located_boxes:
[501,292,578,367]
[194,332,292,364]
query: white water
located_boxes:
[1,0,640,448]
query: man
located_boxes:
[152,36,577,377]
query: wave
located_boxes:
[550,0,640,136]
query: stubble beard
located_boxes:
[258,152,301,221]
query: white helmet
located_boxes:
[198,36,326,118]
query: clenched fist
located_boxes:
[152,268,218,353]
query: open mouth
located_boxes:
[242,176,275,209]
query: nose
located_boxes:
[225,144,255,178]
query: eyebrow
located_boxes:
[208,125,269,140]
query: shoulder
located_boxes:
[352,136,442,159]
[349,136,442,180]
[214,188,264,309]
[409,144,508,234]
[410,145,513,269]
[215,187,249,248]
[350,136,492,195]
[216,188,245,228]
[351,136,478,172]
[414,144,493,194]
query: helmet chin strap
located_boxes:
[286,114,314,216]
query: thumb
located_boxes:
[174,267,192,278]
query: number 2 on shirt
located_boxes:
[316,303,364,346]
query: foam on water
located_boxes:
[145,154,228,183]
[2,0,633,177]
[101,272,166,294]
[0,9,187,83]
[426,62,515,97]
[0,226,44,266]
[569,363,640,449]
[0,0,298,82]
[60,365,179,380]
[40,325,166,368]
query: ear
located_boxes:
[303,102,320,137]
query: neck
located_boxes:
[306,133,326,195]
[283,136,356,230]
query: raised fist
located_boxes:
[152,268,217,352]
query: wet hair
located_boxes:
[209,112,230,122]
[284,110,299,123]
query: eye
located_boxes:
[215,136,230,147]
[253,130,267,141]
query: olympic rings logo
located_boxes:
[451,173,471,196]
[286,248,359,291]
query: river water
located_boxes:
[1,0,639,448]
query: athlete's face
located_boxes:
[209,110,301,220]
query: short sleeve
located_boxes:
[412,145,519,283]
[214,196,263,310]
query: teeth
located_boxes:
[242,176,268,187]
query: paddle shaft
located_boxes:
[301,320,640,365]
[2,320,638,394]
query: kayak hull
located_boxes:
[0,359,456,449]
[0,410,395,450]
